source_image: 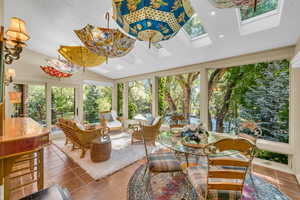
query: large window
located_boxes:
[128,79,152,119]
[208,60,289,142]
[208,60,289,163]
[28,85,46,125]
[158,72,201,124]
[11,84,46,126]
[83,84,112,124]
[51,87,76,130]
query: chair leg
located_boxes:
[71,144,75,151]
[144,170,151,199]
[80,149,86,158]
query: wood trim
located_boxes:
[208,182,243,191]
[116,45,295,83]
[208,170,245,179]
[209,158,249,167]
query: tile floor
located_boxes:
[9,145,300,200]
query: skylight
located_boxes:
[240,0,278,21]
[183,14,206,40]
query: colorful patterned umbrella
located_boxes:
[74,24,136,58]
[58,46,106,67]
[40,66,73,78]
[208,0,262,10]
[46,58,80,74]
[112,0,194,44]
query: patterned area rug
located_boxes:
[128,165,290,200]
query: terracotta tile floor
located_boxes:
[9,145,300,200]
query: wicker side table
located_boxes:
[90,136,112,162]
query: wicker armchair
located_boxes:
[99,110,123,132]
[57,118,103,158]
[131,117,162,145]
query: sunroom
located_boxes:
[1,0,300,199]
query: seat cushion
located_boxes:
[107,121,122,128]
[187,166,242,200]
[149,152,181,172]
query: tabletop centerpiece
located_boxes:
[180,123,209,148]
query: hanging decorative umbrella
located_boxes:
[208,0,262,11]
[40,58,79,78]
[74,22,136,59]
[40,66,73,78]
[58,46,106,70]
[112,0,194,46]
[47,58,80,74]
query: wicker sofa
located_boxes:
[57,118,104,158]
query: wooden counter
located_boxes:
[0,117,50,158]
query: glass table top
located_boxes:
[157,130,239,156]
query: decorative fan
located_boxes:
[58,46,106,70]
[112,0,194,46]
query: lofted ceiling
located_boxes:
[4,0,300,79]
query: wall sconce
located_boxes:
[4,68,16,86]
[1,17,30,65]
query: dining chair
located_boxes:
[140,123,182,198]
[238,121,262,199]
[170,114,187,128]
[187,138,256,200]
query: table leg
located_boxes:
[184,153,189,167]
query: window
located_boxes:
[158,72,201,124]
[28,85,46,126]
[183,14,206,40]
[51,87,76,131]
[240,0,278,21]
[83,84,112,124]
[128,79,152,119]
[208,59,289,143]
[11,84,46,126]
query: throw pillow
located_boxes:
[103,113,114,122]
[74,118,85,130]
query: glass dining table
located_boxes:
[156,129,240,168]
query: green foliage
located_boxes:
[51,87,75,124]
[240,60,289,143]
[241,0,278,21]
[128,79,152,118]
[28,85,46,125]
[158,77,167,116]
[83,85,112,123]
[255,149,288,164]
[209,59,290,164]
[117,83,124,116]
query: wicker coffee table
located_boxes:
[90,136,111,162]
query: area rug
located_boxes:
[128,165,290,200]
[53,132,146,180]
